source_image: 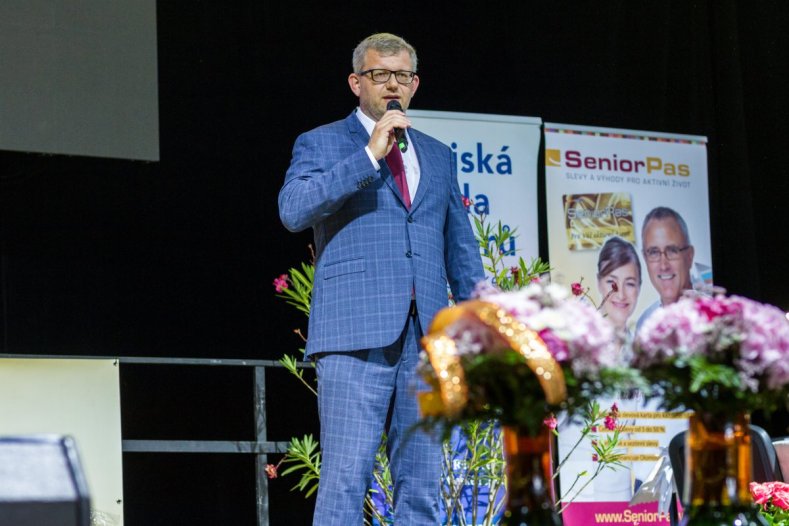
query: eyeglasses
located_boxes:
[643,245,690,261]
[357,69,416,85]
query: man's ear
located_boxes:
[348,73,361,97]
[410,74,420,96]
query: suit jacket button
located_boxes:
[407,216,414,223]
[405,251,412,258]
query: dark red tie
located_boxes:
[385,146,411,209]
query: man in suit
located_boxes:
[278,33,484,525]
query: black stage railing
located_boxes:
[120,356,298,526]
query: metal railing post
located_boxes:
[254,365,270,526]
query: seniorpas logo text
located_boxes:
[546,148,690,176]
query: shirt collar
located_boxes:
[355,107,411,143]
[355,107,376,137]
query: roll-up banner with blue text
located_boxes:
[545,123,710,525]
[408,110,541,525]
[409,110,543,268]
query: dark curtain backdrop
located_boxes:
[1,2,787,525]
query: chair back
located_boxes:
[668,424,783,503]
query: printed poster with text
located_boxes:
[545,123,711,526]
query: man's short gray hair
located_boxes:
[352,33,418,73]
[642,206,691,245]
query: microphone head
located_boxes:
[386,99,408,152]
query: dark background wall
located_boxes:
[1,2,787,525]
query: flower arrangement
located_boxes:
[750,481,789,526]
[418,280,639,436]
[632,292,789,415]
[416,277,638,522]
[422,201,640,519]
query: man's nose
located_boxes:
[385,74,399,88]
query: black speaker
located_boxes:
[0,435,90,526]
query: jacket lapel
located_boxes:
[408,130,432,212]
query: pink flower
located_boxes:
[750,482,773,506]
[773,490,789,510]
[265,464,278,479]
[591,453,599,462]
[634,293,789,395]
[696,295,741,321]
[610,402,619,414]
[543,415,558,430]
[571,282,584,296]
[772,482,789,510]
[539,329,570,362]
[462,196,472,208]
[273,274,289,293]
[604,415,617,431]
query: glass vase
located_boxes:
[680,412,767,526]
[500,425,562,526]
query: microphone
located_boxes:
[386,100,408,153]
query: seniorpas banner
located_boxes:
[545,122,709,525]
[409,110,543,271]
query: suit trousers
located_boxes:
[312,306,441,525]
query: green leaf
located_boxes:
[688,355,743,393]
[280,435,321,497]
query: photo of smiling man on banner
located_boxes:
[636,206,697,330]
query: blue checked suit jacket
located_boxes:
[279,111,484,357]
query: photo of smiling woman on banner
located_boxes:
[596,236,642,344]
